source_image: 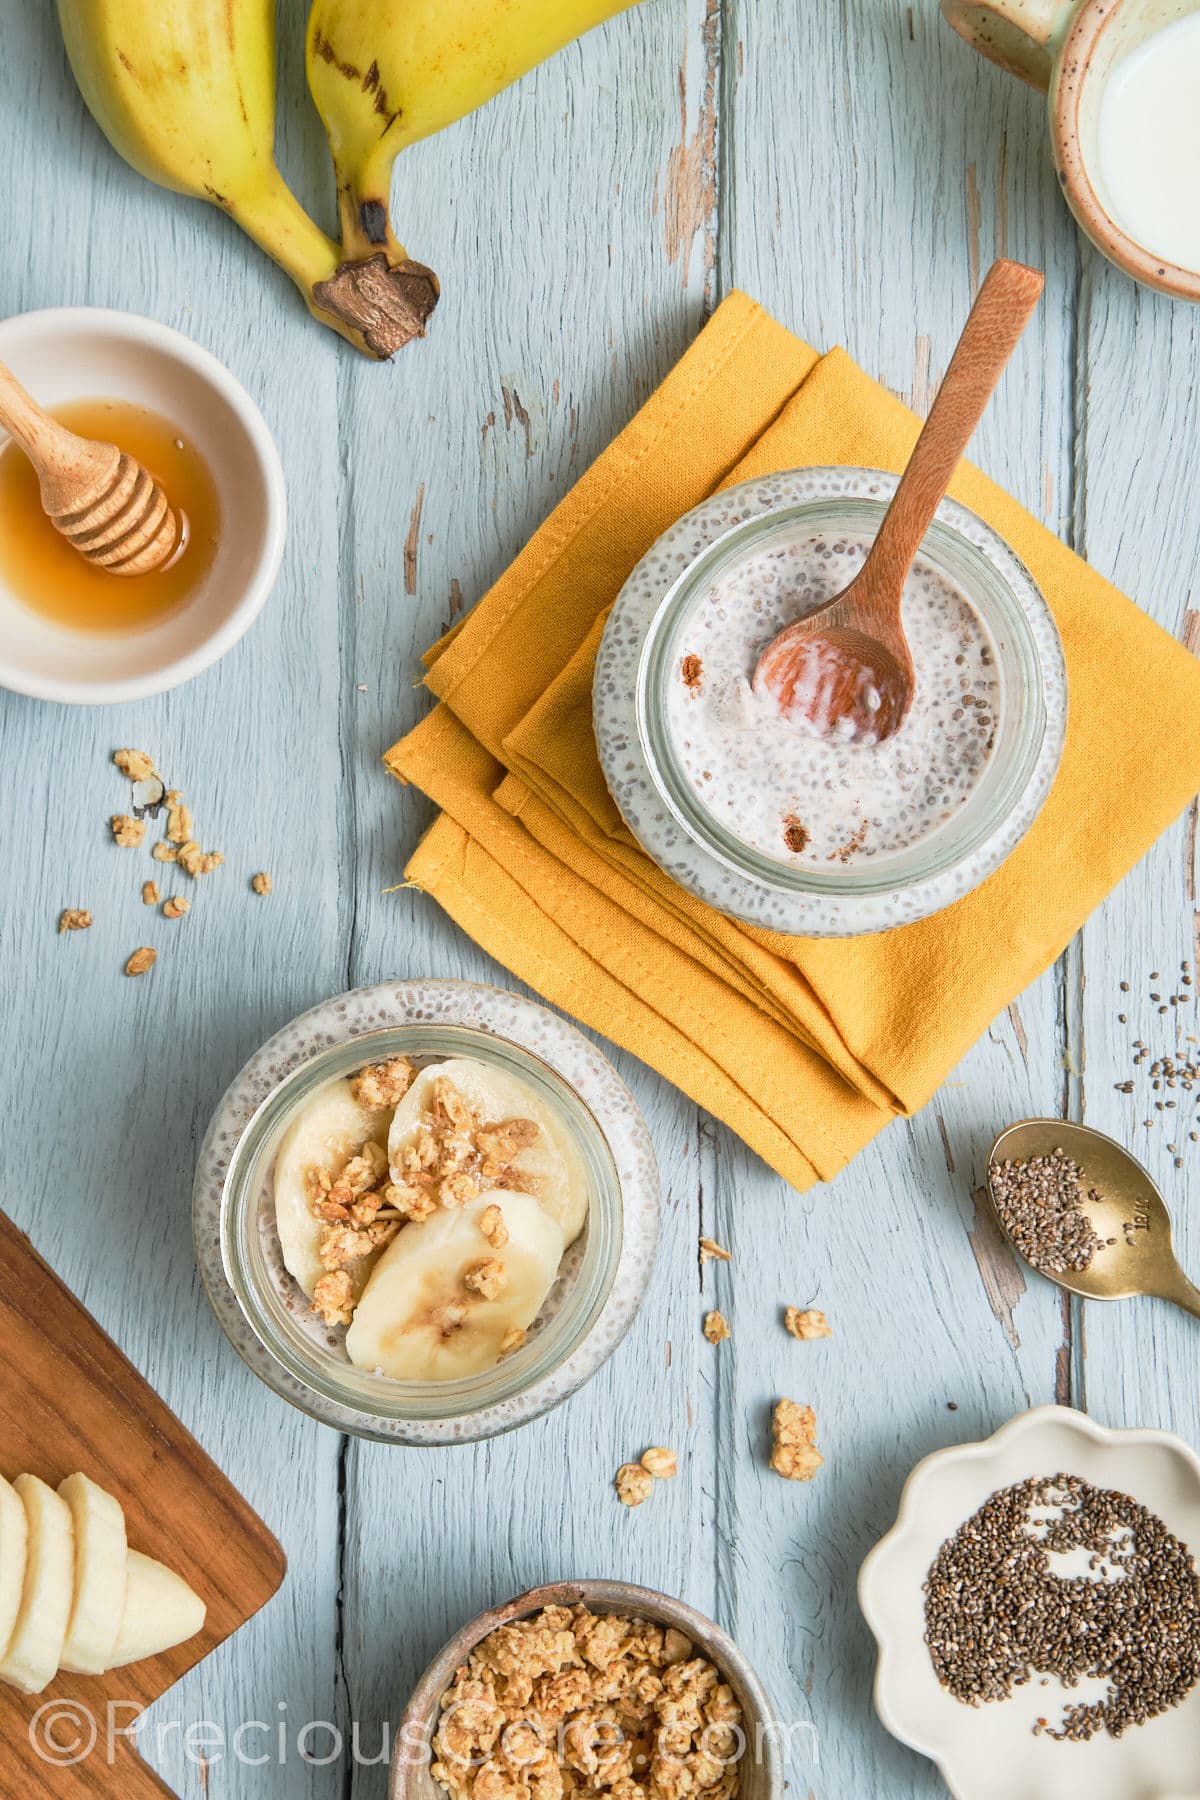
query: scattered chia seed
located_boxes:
[923,1474,1200,1741]
[988,1148,1107,1275]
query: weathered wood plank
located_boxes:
[0,4,345,1792]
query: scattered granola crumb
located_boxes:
[431,1601,741,1800]
[141,881,159,907]
[162,896,190,920]
[151,842,177,863]
[479,1203,509,1248]
[113,748,156,782]
[499,1325,526,1355]
[58,909,92,933]
[177,842,224,877]
[770,1398,823,1482]
[785,1306,832,1340]
[165,789,183,805]
[681,652,704,694]
[166,800,194,844]
[640,1446,677,1480]
[703,1309,731,1344]
[111,814,146,848]
[124,947,157,977]
[699,1236,732,1263]
[350,1056,415,1109]
[464,1258,506,1300]
[251,871,272,896]
[782,814,811,854]
[615,1462,655,1507]
[312,1270,356,1327]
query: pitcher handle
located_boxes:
[940,0,1074,91]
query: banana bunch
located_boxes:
[57,0,640,359]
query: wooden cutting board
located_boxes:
[0,1210,287,1796]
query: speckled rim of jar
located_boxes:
[391,1580,783,1800]
[593,468,1068,937]
[1051,0,1200,304]
[193,980,661,1446]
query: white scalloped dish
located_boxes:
[858,1406,1200,1800]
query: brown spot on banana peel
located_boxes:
[311,253,439,359]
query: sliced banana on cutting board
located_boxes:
[346,1191,565,1382]
[388,1058,590,1244]
[0,1468,205,1695]
[274,1076,392,1298]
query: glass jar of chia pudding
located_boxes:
[594,468,1067,936]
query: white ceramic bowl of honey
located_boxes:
[0,307,286,704]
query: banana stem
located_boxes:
[218,168,439,359]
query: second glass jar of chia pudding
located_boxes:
[594,468,1068,935]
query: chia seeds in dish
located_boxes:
[665,534,999,869]
[924,1473,1200,1741]
[988,1147,1109,1275]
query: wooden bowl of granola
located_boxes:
[391,1579,783,1800]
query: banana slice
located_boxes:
[0,1474,73,1695]
[274,1077,392,1299]
[108,1549,206,1670]
[387,1058,589,1245]
[0,1476,28,1665]
[59,1473,128,1676]
[345,1191,564,1382]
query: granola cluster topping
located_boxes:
[252,870,273,896]
[432,1603,743,1800]
[58,909,92,933]
[307,1134,404,1327]
[702,1311,730,1346]
[386,1076,541,1224]
[769,1400,823,1483]
[303,1065,544,1332]
[124,947,157,978]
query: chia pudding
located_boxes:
[665,534,1000,869]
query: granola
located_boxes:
[251,870,272,896]
[703,1311,731,1345]
[432,1603,742,1800]
[113,748,157,782]
[350,1057,415,1110]
[151,842,178,864]
[387,1076,541,1222]
[177,842,224,877]
[699,1238,731,1264]
[142,881,159,906]
[58,909,92,933]
[770,1399,823,1482]
[162,896,190,920]
[615,1463,654,1506]
[124,947,157,977]
[166,800,194,845]
[111,815,146,848]
[784,1308,831,1341]
[640,1447,677,1480]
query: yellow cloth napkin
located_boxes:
[387,292,1200,1191]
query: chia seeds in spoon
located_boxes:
[924,1473,1200,1740]
[988,1147,1108,1275]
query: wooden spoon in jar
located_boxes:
[0,360,181,576]
[754,258,1045,743]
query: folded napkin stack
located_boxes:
[388,292,1200,1192]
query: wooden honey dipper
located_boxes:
[0,360,181,576]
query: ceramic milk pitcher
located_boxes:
[942,0,1200,302]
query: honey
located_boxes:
[0,398,220,635]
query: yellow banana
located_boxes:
[57,0,438,357]
[306,0,641,268]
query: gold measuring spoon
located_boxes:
[989,1118,1200,1320]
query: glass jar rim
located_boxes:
[218,1022,625,1429]
[634,488,1049,898]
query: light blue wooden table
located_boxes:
[2,1,1198,1794]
